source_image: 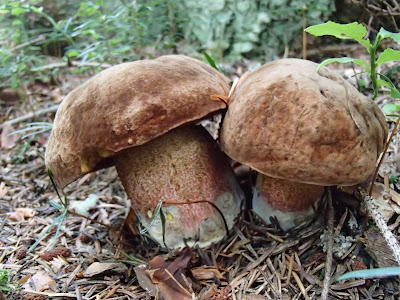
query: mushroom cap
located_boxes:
[46,55,229,188]
[220,59,388,186]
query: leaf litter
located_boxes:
[0,62,400,300]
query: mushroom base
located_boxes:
[253,174,324,230]
[113,126,244,249]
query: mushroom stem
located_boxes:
[113,126,244,249]
[252,174,324,230]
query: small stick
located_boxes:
[0,105,59,130]
[321,188,334,300]
[359,188,400,264]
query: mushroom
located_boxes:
[46,55,244,248]
[220,58,388,230]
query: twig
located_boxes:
[11,35,46,51]
[31,60,112,72]
[321,188,334,300]
[359,188,400,264]
[0,105,59,130]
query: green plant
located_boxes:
[305,21,400,103]
[180,0,335,60]
[28,169,70,253]
[0,269,9,293]
[0,0,180,91]
[8,122,53,163]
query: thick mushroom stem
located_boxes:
[113,125,244,249]
[252,174,324,231]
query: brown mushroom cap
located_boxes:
[220,59,388,186]
[46,55,229,188]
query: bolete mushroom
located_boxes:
[220,58,388,230]
[46,55,244,248]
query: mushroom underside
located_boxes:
[113,125,244,249]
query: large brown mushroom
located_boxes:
[46,55,244,248]
[220,58,388,230]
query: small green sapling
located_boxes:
[305,21,400,112]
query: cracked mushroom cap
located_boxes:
[220,58,388,186]
[46,55,229,188]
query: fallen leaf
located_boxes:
[7,208,35,222]
[370,183,396,221]
[22,271,56,292]
[134,265,158,297]
[0,88,19,104]
[150,247,192,283]
[199,284,217,299]
[134,248,193,300]
[40,246,72,261]
[83,262,128,278]
[191,266,225,281]
[1,123,18,149]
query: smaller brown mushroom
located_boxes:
[46,55,244,248]
[220,58,388,230]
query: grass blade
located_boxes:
[337,267,400,281]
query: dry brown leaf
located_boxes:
[199,284,217,299]
[135,248,193,300]
[150,247,192,283]
[7,208,35,222]
[134,265,158,297]
[22,271,56,292]
[191,266,225,281]
[370,183,396,221]
[0,123,18,149]
[40,246,72,261]
[83,262,128,277]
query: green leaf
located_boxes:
[337,267,400,281]
[377,48,400,65]
[66,50,79,58]
[11,7,26,16]
[202,51,220,71]
[305,21,371,50]
[377,28,400,45]
[28,213,65,253]
[50,200,63,210]
[383,103,400,114]
[316,57,370,74]
[377,73,400,98]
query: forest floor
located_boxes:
[1,55,400,300]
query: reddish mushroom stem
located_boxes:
[113,125,244,249]
[253,174,324,230]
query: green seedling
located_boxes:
[8,122,53,163]
[305,21,400,105]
